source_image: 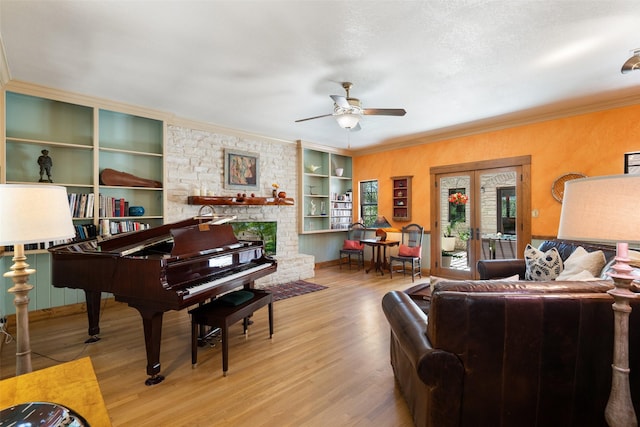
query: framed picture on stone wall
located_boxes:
[224,149,259,190]
[625,152,640,174]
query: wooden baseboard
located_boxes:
[3,297,118,331]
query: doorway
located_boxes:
[430,156,531,279]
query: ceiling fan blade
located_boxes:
[295,113,334,123]
[362,108,406,116]
[330,95,350,109]
[350,122,362,132]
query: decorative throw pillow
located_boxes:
[556,246,606,280]
[558,270,599,281]
[524,244,563,281]
[398,244,421,257]
[343,239,364,250]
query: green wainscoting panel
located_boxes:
[1,252,85,316]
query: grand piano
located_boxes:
[49,216,277,385]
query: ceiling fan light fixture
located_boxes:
[335,113,361,129]
[621,48,640,74]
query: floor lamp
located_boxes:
[558,174,640,427]
[0,184,75,375]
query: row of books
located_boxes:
[99,219,151,236]
[68,193,95,218]
[68,193,145,219]
[99,195,134,218]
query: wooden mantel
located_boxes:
[187,196,294,206]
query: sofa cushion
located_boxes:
[524,244,563,281]
[398,244,421,257]
[556,246,606,280]
[342,239,364,250]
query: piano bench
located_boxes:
[189,289,273,376]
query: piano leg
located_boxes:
[134,306,166,386]
[84,290,102,343]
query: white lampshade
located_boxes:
[557,174,640,244]
[335,113,361,129]
[0,184,75,245]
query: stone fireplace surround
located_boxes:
[164,123,314,286]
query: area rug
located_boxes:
[265,280,328,301]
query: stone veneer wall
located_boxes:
[163,123,314,286]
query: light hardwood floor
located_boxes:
[0,265,419,426]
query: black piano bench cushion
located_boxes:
[218,290,254,306]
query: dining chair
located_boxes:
[339,222,366,269]
[389,223,424,281]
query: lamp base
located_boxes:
[3,243,34,375]
[375,228,387,241]
[604,248,638,427]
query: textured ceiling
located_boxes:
[2,0,640,151]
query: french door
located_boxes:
[430,157,531,279]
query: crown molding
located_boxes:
[169,116,295,147]
[353,91,640,156]
[3,80,172,121]
[0,36,11,87]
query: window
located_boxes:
[360,180,378,227]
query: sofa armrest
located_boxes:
[382,291,464,427]
[477,258,526,279]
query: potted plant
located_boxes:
[442,224,457,251]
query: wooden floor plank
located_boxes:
[0,265,419,426]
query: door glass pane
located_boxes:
[479,171,518,261]
[440,175,471,271]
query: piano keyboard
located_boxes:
[180,262,272,299]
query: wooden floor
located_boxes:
[0,265,419,426]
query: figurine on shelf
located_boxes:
[37,149,53,182]
[310,200,317,216]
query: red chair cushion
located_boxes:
[343,240,364,250]
[398,244,421,257]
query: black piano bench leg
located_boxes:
[84,335,101,344]
[145,374,165,386]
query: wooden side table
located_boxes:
[360,239,400,276]
[189,289,273,376]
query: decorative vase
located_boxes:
[335,168,344,177]
[442,236,456,252]
[278,191,287,198]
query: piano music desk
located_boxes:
[190,289,273,376]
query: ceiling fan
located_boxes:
[295,82,406,131]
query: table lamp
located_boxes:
[557,174,640,427]
[0,184,75,375]
[371,215,397,241]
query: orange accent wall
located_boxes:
[353,104,640,238]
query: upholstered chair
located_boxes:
[389,223,424,282]
[339,222,366,269]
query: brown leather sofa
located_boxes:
[382,241,640,427]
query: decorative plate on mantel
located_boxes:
[552,172,587,202]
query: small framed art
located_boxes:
[224,149,259,190]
